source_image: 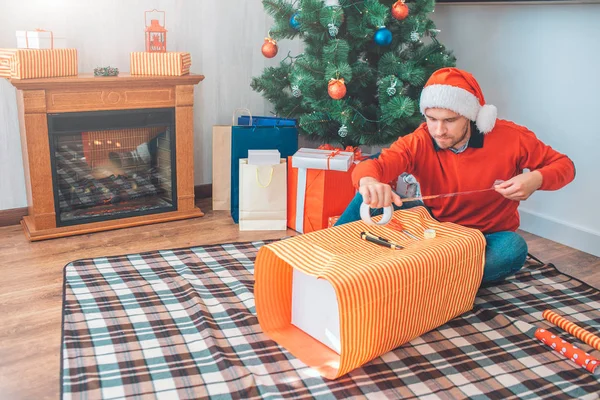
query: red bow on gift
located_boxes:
[318,144,366,161]
[324,148,341,170]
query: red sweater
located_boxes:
[352,120,575,233]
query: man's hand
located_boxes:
[494,171,543,201]
[359,177,403,208]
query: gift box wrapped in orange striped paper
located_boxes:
[0,48,77,79]
[130,52,191,76]
[255,206,486,379]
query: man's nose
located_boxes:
[433,122,446,135]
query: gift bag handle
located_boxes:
[255,167,274,188]
[233,108,253,126]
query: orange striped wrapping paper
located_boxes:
[130,52,191,76]
[327,215,340,228]
[255,206,486,379]
[543,310,600,351]
[0,48,77,79]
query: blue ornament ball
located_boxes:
[374,27,392,46]
[290,12,301,30]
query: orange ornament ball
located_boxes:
[328,78,346,100]
[392,0,409,20]
[261,38,278,59]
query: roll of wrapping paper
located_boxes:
[543,310,600,351]
[535,328,599,373]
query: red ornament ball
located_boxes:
[328,78,346,100]
[261,38,278,58]
[392,0,409,20]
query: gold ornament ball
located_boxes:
[392,1,409,20]
[261,38,278,58]
[328,79,347,100]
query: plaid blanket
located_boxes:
[61,241,600,400]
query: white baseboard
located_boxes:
[519,209,600,257]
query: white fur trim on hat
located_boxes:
[475,104,497,134]
[420,84,497,133]
[420,84,480,120]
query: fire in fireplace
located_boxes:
[48,108,177,226]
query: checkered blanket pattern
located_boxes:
[61,241,600,400]
[55,144,162,212]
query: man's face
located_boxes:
[424,108,471,150]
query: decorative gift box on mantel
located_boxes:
[16,30,67,49]
[130,52,191,76]
[0,48,77,79]
[255,206,486,379]
[287,147,357,234]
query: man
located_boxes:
[335,67,575,284]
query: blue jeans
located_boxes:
[334,192,528,285]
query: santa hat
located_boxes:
[419,67,497,134]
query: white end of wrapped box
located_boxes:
[292,148,354,172]
[248,150,281,166]
[16,31,67,49]
[291,268,341,354]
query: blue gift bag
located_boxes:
[230,124,298,223]
[237,115,296,127]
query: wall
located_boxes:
[432,3,600,256]
[0,0,300,209]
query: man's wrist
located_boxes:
[359,177,379,186]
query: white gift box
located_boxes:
[16,30,67,49]
[291,148,354,172]
[248,150,281,166]
[291,268,341,353]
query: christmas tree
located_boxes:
[251,0,456,148]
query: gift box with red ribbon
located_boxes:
[287,146,358,234]
[16,29,67,49]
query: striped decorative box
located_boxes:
[130,52,191,76]
[255,206,486,379]
[0,48,77,79]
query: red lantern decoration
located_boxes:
[328,78,347,100]
[145,9,167,52]
[392,0,409,20]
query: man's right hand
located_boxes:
[358,177,403,209]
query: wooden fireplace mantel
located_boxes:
[10,73,205,241]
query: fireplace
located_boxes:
[10,73,204,241]
[48,108,177,226]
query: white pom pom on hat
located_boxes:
[419,67,497,134]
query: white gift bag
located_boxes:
[239,158,287,231]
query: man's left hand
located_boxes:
[494,171,543,201]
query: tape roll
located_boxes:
[424,229,436,239]
[360,203,393,225]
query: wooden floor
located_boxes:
[0,198,598,400]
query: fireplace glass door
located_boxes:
[48,108,177,226]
